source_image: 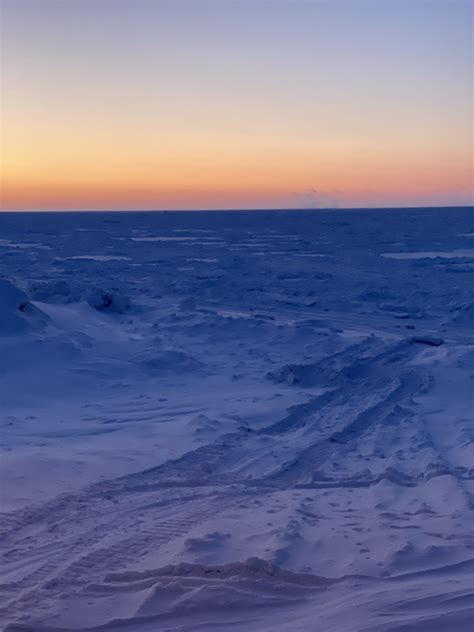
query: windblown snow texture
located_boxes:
[0,208,473,631]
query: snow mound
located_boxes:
[0,279,48,336]
[28,279,75,303]
[86,287,131,314]
[267,340,413,389]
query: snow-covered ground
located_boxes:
[0,208,473,631]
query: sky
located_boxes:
[0,0,472,211]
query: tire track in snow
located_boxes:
[0,493,240,626]
[0,336,470,628]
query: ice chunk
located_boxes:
[86,288,131,313]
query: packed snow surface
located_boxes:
[0,208,473,631]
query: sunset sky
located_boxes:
[1,0,472,211]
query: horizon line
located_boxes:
[1,204,473,214]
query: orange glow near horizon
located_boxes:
[1,1,472,211]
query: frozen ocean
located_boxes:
[0,207,473,631]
